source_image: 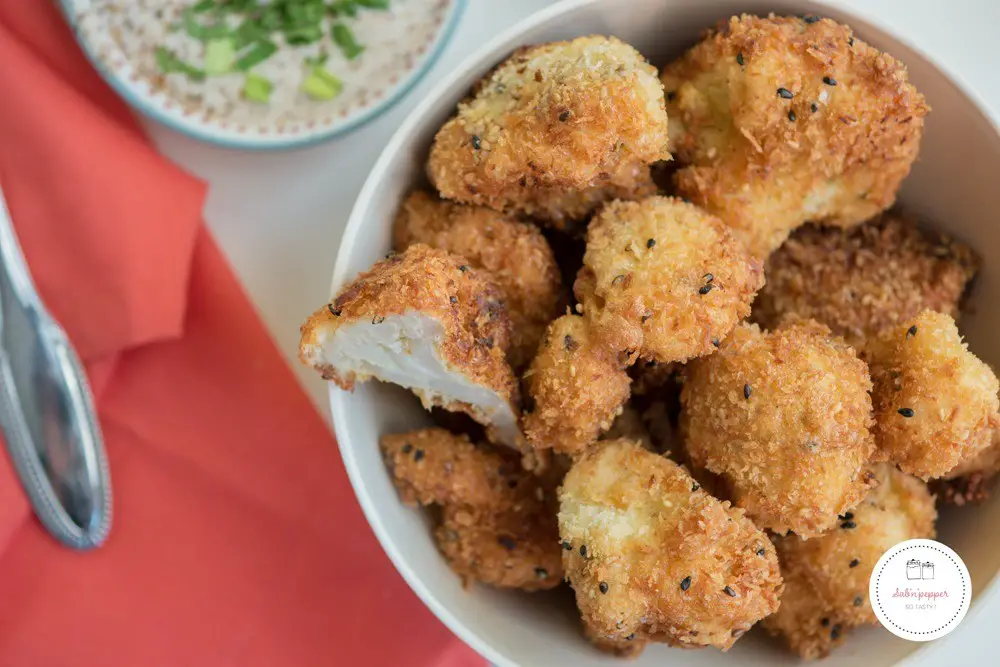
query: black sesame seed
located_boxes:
[848,37,855,46]
[599,581,609,594]
[450,296,458,304]
[562,541,573,551]
[626,634,635,641]
[823,76,837,86]
[699,284,713,295]
[821,618,830,627]
[898,407,915,418]
[788,109,797,122]
[414,449,425,462]
[841,520,857,529]
[850,558,860,568]
[811,102,819,113]
[831,625,842,640]
[647,238,656,249]
[854,596,863,607]
[680,576,692,591]
[736,52,745,66]
[471,135,482,149]
[641,311,653,323]
[777,87,794,99]
[580,545,588,557]
[839,512,854,521]
[692,483,701,492]
[907,325,918,337]
[535,567,548,579]
[703,273,714,283]
[724,586,737,597]
[757,547,766,556]
[612,274,626,286]
[712,338,721,347]
[803,14,820,23]
[564,335,576,351]
[401,443,413,454]
[744,384,752,400]
[328,304,342,316]
[559,110,571,122]
[458,264,469,272]
[498,536,516,550]
[372,315,385,324]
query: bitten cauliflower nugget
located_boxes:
[393,191,564,369]
[681,321,877,537]
[299,244,521,448]
[764,464,936,659]
[559,440,782,656]
[754,212,979,349]
[661,15,928,258]
[869,310,1000,480]
[381,428,563,591]
[523,315,632,456]
[577,196,764,364]
[428,36,669,224]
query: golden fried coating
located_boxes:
[299,244,521,447]
[393,191,563,369]
[559,440,782,655]
[935,428,1000,506]
[764,464,936,659]
[753,212,979,349]
[869,310,1000,480]
[381,428,563,591]
[577,197,764,364]
[681,321,877,537]
[661,14,927,258]
[522,315,632,456]
[428,36,669,222]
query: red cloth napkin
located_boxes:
[0,4,483,666]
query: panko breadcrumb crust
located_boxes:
[868,310,1000,480]
[428,36,669,223]
[523,315,632,456]
[299,244,520,443]
[764,464,936,659]
[661,14,927,258]
[559,440,782,656]
[393,191,564,369]
[753,211,979,349]
[578,196,764,364]
[681,321,877,537]
[381,428,563,591]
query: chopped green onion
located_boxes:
[301,66,343,100]
[329,1,359,18]
[284,24,324,45]
[233,19,266,49]
[332,23,364,60]
[235,40,278,71]
[356,0,390,8]
[204,38,236,75]
[155,46,205,81]
[243,72,273,103]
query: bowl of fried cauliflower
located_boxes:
[298,0,1000,665]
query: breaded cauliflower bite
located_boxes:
[577,196,764,364]
[299,244,521,448]
[764,464,936,659]
[393,191,564,369]
[868,310,1000,480]
[681,321,877,537]
[935,428,1000,506]
[559,440,782,656]
[428,36,669,224]
[381,428,563,591]
[754,212,979,349]
[661,14,928,258]
[523,315,632,456]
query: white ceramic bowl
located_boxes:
[330,1,1000,664]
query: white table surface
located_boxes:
[142,1,996,663]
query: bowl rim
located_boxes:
[329,1,1000,664]
[58,0,466,151]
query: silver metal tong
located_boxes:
[0,182,112,549]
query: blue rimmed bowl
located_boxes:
[59,0,464,150]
